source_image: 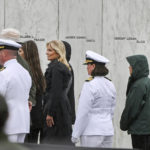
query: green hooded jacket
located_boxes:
[120,55,150,134]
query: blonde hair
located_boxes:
[47,40,70,70]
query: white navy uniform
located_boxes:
[0,39,31,143]
[72,50,116,148]
[0,59,31,139]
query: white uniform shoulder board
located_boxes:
[85,76,94,82]
[0,67,6,71]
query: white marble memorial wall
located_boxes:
[1,0,150,148]
[103,0,150,148]
[3,0,59,72]
[0,0,4,32]
[59,0,103,108]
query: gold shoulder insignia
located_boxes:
[0,67,6,71]
[85,76,94,82]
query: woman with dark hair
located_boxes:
[72,50,116,148]
[18,40,46,143]
[62,41,76,124]
[41,40,72,145]
[91,63,109,76]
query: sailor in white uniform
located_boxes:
[72,50,116,148]
[0,39,31,143]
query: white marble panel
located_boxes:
[59,0,102,108]
[2,0,150,148]
[4,0,59,71]
[0,0,4,31]
[103,0,150,148]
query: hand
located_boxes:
[71,136,79,143]
[46,115,54,127]
[28,101,32,112]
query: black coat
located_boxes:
[42,59,72,144]
[62,40,76,124]
[24,91,43,143]
[30,91,43,129]
[67,64,76,124]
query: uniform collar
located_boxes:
[4,59,17,67]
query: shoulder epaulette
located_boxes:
[0,67,5,71]
[85,76,94,82]
[104,76,111,81]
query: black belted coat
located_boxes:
[42,59,72,144]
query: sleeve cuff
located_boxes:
[71,136,79,143]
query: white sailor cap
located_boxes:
[0,38,21,51]
[84,50,109,64]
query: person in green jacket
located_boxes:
[120,55,150,150]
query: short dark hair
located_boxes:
[91,63,109,76]
[0,95,8,131]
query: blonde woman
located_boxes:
[42,40,72,145]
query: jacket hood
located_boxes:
[62,41,71,62]
[126,55,149,80]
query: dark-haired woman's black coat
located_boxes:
[42,59,72,145]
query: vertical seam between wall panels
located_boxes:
[57,0,60,40]
[4,0,5,28]
[101,0,103,55]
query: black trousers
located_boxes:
[25,126,42,143]
[131,134,150,150]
